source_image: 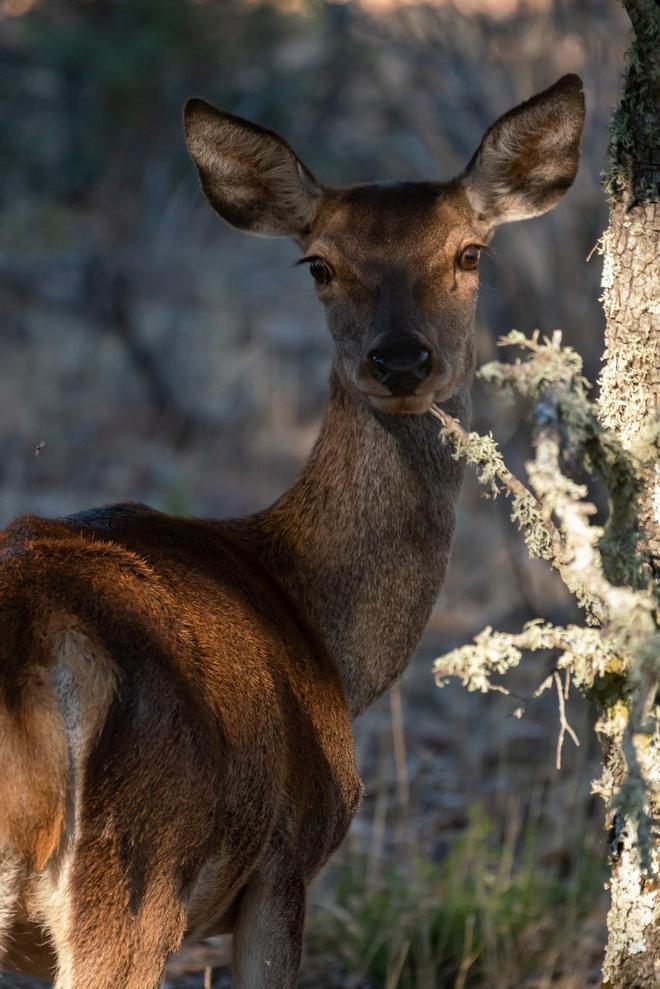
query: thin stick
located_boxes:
[453,913,477,989]
[385,941,411,989]
[553,670,580,770]
[366,731,390,891]
[389,682,411,857]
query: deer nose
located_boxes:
[368,344,432,395]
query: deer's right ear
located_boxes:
[184,98,321,238]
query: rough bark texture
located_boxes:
[597,1,660,985]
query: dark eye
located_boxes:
[308,258,333,286]
[457,245,481,271]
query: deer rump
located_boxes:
[0,503,360,980]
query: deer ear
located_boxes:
[184,98,321,238]
[461,75,585,226]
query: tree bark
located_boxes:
[597,1,660,985]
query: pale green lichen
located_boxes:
[434,329,660,883]
[601,823,660,983]
[433,621,618,695]
[439,10,660,976]
[481,329,653,591]
[438,422,556,563]
[480,329,588,400]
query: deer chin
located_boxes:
[363,381,460,415]
[365,392,434,415]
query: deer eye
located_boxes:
[457,245,481,271]
[308,258,334,285]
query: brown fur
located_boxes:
[0,77,584,988]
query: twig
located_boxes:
[429,404,564,562]
[389,682,411,851]
[430,405,538,516]
[453,913,477,989]
[553,671,580,770]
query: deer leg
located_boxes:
[0,852,23,963]
[50,899,182,989]
[42,847,187,989]
[232,863,306,989]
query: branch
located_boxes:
[433,621,618,694]
[432,331,657,636]
[433,329,659,856]
[429,404,563,565]
[527,375,656,643]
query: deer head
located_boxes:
[184,75,584,415]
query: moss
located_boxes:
[604,1,660,200]
[589,671,629,710]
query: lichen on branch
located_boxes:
[432,329,659,874]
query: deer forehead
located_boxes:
[306,182,488,271]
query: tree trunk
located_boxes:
[597,1,659,985]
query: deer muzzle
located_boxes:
[359,335,452,413]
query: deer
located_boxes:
[0,75,584,988]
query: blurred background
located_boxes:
[0,1,629,986]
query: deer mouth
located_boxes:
[363,377,458,415]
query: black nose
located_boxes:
[368,344,431,395]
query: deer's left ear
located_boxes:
[461,74,585,226]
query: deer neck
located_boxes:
[243,369,469,717]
